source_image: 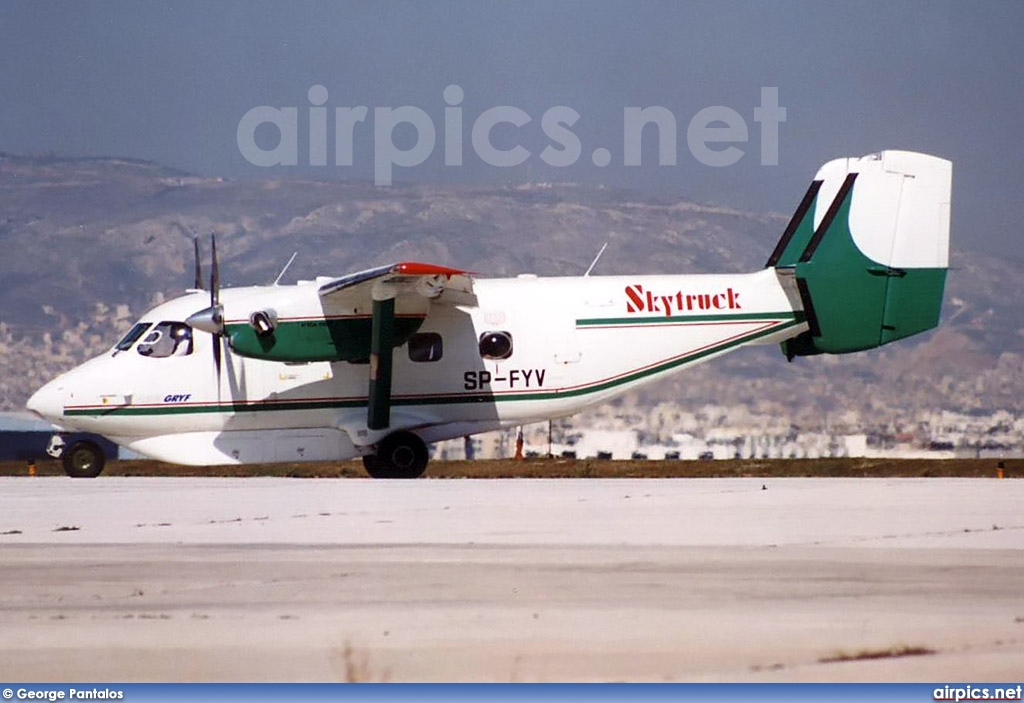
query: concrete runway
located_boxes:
[1,477,1022,681]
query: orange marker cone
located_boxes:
[28,459,36,477]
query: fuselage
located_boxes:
[27,268,806,465]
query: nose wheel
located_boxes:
[362,431,429,479]
[62,439,106,478]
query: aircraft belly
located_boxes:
[126,428,359,466]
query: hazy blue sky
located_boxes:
[2,0,1021,258]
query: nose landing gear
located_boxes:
[61,439,106,479]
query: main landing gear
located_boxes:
[361,430,429,479]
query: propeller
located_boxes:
[185,233,225,377]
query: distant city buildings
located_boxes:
[433,403,1022,461]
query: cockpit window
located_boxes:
[115,322,152,351]
[137,321,193,358]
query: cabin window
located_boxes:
[115,322,151,351]
[408,333,443,362]
[137,321,193,358]
[478,330,513,360]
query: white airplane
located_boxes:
[27,151,952,478]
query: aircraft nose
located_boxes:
[27,379,66,424]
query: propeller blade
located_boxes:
[210,233,220,308]
[210,234,224,392]
[213,334,222,378]
[193,236,203,290]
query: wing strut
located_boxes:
[367,297,395,430]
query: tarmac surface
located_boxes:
[1,476,1022,681]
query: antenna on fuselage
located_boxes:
[272,252,299,286]
[584,242,609,277]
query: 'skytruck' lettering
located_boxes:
[625,284,741,316]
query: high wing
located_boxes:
[318,262,476,433]
[318,261,475,306]
[223,262,475,365]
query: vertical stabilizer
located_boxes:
[770,151,952,357]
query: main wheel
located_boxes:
[362,431,429,479]
[62,439,106,478]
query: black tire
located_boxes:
[62,440,106,478]
[361,454,384,478]
[362,431,429,479]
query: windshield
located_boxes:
[115,322,151,351]
[137,321,194,358]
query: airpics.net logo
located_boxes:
[236,85,786,185]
